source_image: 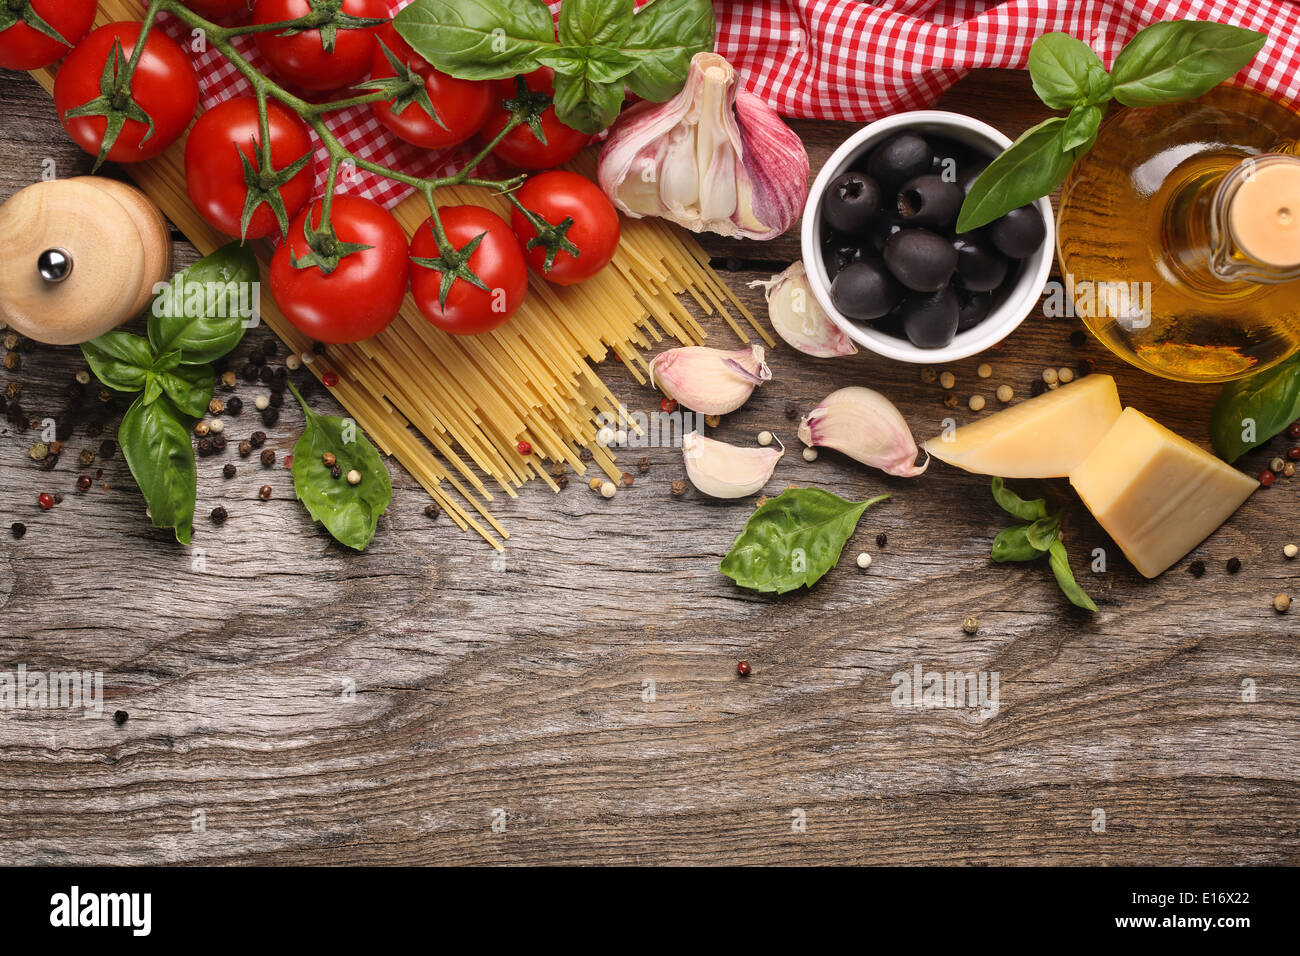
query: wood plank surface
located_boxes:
[1,65,1297,866]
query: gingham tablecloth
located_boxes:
[156,0,1300,210]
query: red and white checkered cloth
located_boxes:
[157,0,1300,210]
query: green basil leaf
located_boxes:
[537,45,640,82]
[955,116,1074,233]
[118,394,197,546]
[147,242,259,366]
[156,362,214,419]
[394,0,558,81]
[720,488,890,594]
[1047,539,1098,612]
[552,64,631,134]
[990,477,1049,522]
[991,525,1046,563]
[558,0,634,49]
[287,384,392,551]
[622,0,714,102]
[1210,354,1300,462]
[1060,103,1103,152]
[1111,21,1266,107]
[81,330,154,393]
[1025,510,1064,551]
[1028,32,1113,109]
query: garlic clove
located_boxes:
[649,344,771,415]
[598,52,809,241]
[798,386,928,477]
[751,262,857,358]
[682,430,784,498]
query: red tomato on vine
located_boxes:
[253,0,387,92]
[53,22,199,165]
[409,205,528,336]
[185,96,316,240]
[480,68,590,171]
[510,171,620,285]
[369,23,493,151]
[270,195,410,344]
[0,0,95,71]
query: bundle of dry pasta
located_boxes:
[31,62,769,549]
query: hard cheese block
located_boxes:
[922,374,1122,478]
[1069,407,1258,578]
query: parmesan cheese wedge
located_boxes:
[1069,408,1257,578]
[922,374,1122,478]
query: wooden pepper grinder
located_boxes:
[0,177,171,345]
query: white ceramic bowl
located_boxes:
[800,110,1053,364]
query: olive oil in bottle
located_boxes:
[1056,85,1300,383]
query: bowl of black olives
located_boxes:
[801,111,1053,363]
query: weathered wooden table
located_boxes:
[1,68,1297,866]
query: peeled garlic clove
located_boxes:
[751,262,857,358]
[683,430,784,498]
[798,386,928,477]
[649,344,771,415]
[598,52,810,241]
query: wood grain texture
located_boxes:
[1,67,1298,866]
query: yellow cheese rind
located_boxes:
[921,374,1122,478]
[1069,408,1258,578]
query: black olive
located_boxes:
[883,228,958,292]
[900,288,960,349]
[956,290,993,331]
[956,158,990,195]
[821,231,866,279]
[865,132,933,189]
[897,174,964,230]
[830,259,903,321]
[987,204,1046,258]
[865,216,903,255]
[821,171,881,236]
[952,233,1008,292]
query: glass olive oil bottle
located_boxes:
[1056,85,1300,383]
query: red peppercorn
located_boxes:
[1260,469,1276,487]
[37,492,53,510]
[516,440,532,455]
[322,371,339,388]
[661,397,678,413]
[736,660,751,676]
[1288,422,1300,440]
[1288,446,1300,461]
[283,454,293,469]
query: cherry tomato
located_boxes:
[270,196,410,344]
[54,23,199,164]
[370,23,493,150]
[410,205,528,335]
[185,96,316,240]
[481,68,590,171]
[182,0,253,18]
[253,0,385,92]
[0,0,95,70]
[510,171,620,285]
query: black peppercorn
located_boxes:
[1189,559,1206,578]
[250,430,267,448]
[424,503,441,519]
[260,449,275,467]
[99,439,116,459]
[262,338,278,358]
[269,390,283,408]
[238,440,253,457]
[258,484,273,501]
[1076,357,1094,377]
[1030,378,1048,397]
[1226,557,1242,573]
[258,365,273,384]
[210,506,228,525]
[312,341,327,355]
[197,437,215,456]
[252,350,266,367]
[272,366,287,386]
[39,453,58,471]
[330,464,342,479]
[226,396,243,416]
[10,522,25,539]
[113,710,128,725]
[261,407,279,427]
[784,401,798,420]
[52,494,63,505]
[242,363,259,382]
[223,463,237,479]
[1069,329,1087,348]
[636,457,651,474]
[212,434,227,453]
[555,474,569,490]
[76,475,91,492]
[86,421,102,438]
[876,532,888,548]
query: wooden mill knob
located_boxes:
[0,177,170,345]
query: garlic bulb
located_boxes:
[598,52,809,241]
[798,386,928,478]
[751,262,857,358]
[683,431,784,498]
[649,344,771,415]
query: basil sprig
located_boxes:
[394,0,715,134]
[1210,354,1300,462]
[956,20,1266,233]
[81,243,258,545]
[286,384,392,552]
[720,488,890,594]
[989,478,1097,612]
